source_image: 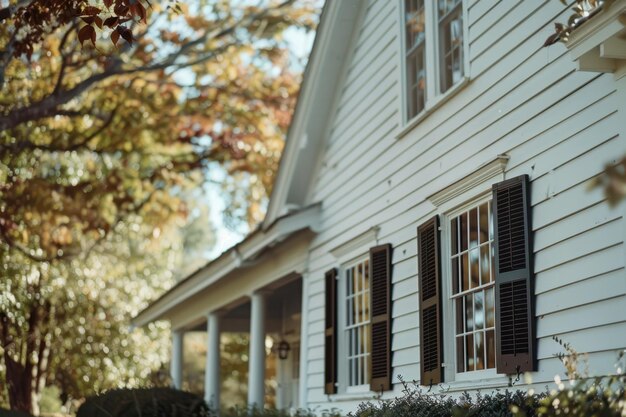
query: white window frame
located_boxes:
[427,156,510,386]
[337,255,372,393]
[398,0,470,131]
[441,194,498,383]
[329,227,380,396]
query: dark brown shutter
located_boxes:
[369,244,392,392]
[417,216,443,385]
[324,268,337,394]
[493,174,536,374]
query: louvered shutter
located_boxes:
[324,268,338,394]
[493,175,536,374]
[417,216,443,385]
[369,244,392,392]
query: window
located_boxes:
[419,164,537,385]
[449,200,496,373]
[326,231,392,395]
[402,0,467,121]
[343,257,371,388]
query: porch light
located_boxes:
[277,340,290,360]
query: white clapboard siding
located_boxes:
[302,0,626,407]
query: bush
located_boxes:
[519,341,626,417]
[348,384,543,417]
[76,387,209,417]
[215,406,341,417]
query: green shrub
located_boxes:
[76,387,209,417]
[349,384,542,417]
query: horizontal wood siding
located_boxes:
[302,0,625,409]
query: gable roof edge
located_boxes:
[262,0,364,230]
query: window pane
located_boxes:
[465,293,474,332]
[451,256,459,294]
[346,297,352,326]
[485,287,495,328]
[450,218,458,255]
[475,331,485,370]
[488,201,494,241]
[486,330,496,369]
[439,2,463,93]
[456,336,465,373]
[480,245,491,284]
[405,0,425,50]
[466,333,474,371]
[461,252,469,292]
[474,290,484,330]
[460,211,468,252]
[479,202,489,244]
[469,248,479,289]
[469,207,478,249]
[455,297,464,334]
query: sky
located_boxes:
[206,25,317,259]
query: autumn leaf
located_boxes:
[78,25,97,46]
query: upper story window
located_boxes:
[449,200,496,373]
[403,0,467,121]
[344,257,371,388]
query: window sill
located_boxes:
[396,77,470,140]
[441,375,512,393]
[328,389,377,402]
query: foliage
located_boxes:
[349,383,542,417]
[0,212,188,413]
[214,405,341,417]
[0,0,317,413]
[515,339,626,417]
[76,387,209,417]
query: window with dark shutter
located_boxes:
[324,268,337,394]
[417,216,443,385]
[492,175,536,374]
[369,244,392,392]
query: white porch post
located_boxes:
[248,291,267,409]
[171,330,184,389]
[204,312,221,410]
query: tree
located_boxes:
[0,0,316,413]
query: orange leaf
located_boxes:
[111,29,120,45]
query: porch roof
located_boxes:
[132,202,321,329]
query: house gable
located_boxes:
[262,0,365,229]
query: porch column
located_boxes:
[171,330,184,389]
[204,312,221,410]
[248,291,267,409]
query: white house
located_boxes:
[132,0,626,414]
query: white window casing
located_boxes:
[398,0,470,137]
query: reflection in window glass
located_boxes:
[438,0,464,93]
[345,258,370,386]
[451,200,496,373]
[405,0,426,118]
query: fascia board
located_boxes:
[263,1,359,229]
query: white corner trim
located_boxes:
[428,155,510,207]
[330,227,380,261]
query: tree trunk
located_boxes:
[5,355,34,413]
